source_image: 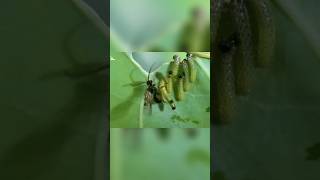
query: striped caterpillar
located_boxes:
[166,53,197,102]
[212,0,276,124]
[141,52,198,112]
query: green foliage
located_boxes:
[110,52,210,128]
[0,0,107,179]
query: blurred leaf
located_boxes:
[271,0,320,61]
[186,147,210,166]
[305,142,320,161]
[0,0,107,179]
[110,52,210,128]
[111,129,210,180]
[110,0,209,51]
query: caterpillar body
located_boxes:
[231,0,255,95]
[174,64,186,101]
[214,37,237,124]
[159,79,176,110]
[166,55,180,93]
[212,0,276,124]
[181,60,191,92]
[246,0,275,67]
[186,53,197,83]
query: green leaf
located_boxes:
[110,52,210,128]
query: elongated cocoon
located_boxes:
[174,64,185,101]
[246,0,275,67]
[186,53,197,83]
[181,60,191,91]
[232,0,254,95]
[159,79,176,110]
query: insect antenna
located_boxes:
[147,66,152,81]
[147,62,159,82]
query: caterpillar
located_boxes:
[186,53,197,83]
[174,63,186,101]
[212,0,275,124]
[181,60,191,91]
[214,36,237,124]
[169,53,199,101]
[166,76,173,94]
[158,77,176,110]
[246,0,275,67]
[166,55,180,94]
[232,0,255,95]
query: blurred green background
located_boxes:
[110,0,210,52]
[213,0,320,179]
[111,128,210,180]
[0,0,107,179]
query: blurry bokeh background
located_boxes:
[0,0,108,179]
[110,0,210,52]
[111,128,210,180]
[83,0,107,23]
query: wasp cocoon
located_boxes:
[181,60,191,91]
[246,0,275,67]
[186,53,197,83]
